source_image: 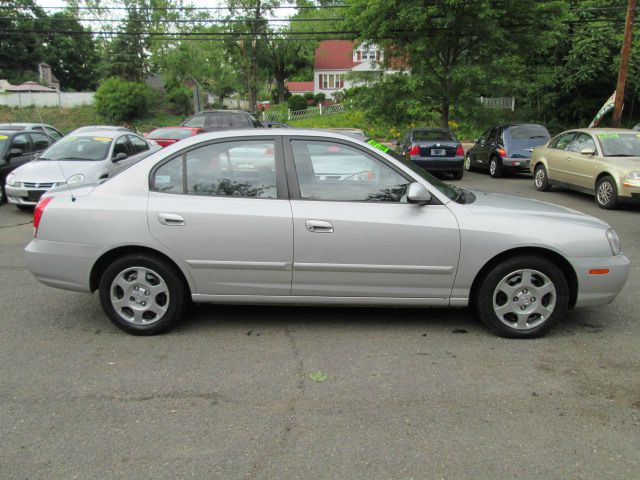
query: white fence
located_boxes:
[480,96,515,111]
[0,92,95,108]
[262,103,346,122]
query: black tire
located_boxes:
[451,169,464,180]
[489,156,503,178]
[16,205,33,211]
[464,154,477,172]
[533,164,551,191]
[595,175,619,210]
[474,255,570,339]
[98,253,188,335]
[0,184,5,204]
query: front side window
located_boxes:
[292,140,410,202]
[152,140,277,199]
[566,133,596,154]
[10,134,30,154]
[30,132,52,151]
[113,137,130,158]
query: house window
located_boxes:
[356,51,362,61]
[321,74,343,90]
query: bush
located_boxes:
[287,95,308,112]
[166,86,192,116]
[94,77,154,123]
[303,92,315,101]
[313,92,326,104]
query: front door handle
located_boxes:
[158,213,185,226]
[305,219,333,233]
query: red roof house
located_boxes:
[286,81,314,95]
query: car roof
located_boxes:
[0,123,54,129]
[195,110,251,115]
[0,129,19,136]
[67,130,131,138]
[72,125,132,131]
[571,127,635,134]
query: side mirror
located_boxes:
[407,182,431,205]
[113,152,128,161]
[8,148,22,159]
[580,147,595,156]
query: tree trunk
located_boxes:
[441,100,450,128]
[249,0,261,114]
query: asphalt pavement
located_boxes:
[1,171,639,479]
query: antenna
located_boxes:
[28,90,76,202]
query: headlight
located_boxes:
[66,174,85,185]
[606,228,623,256]
[623,171,640,187]
[6,173,15,186]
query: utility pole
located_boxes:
[612,0,636,127]
[249,0,262,114]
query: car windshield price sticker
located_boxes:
[367,139,390,153]
[0,135,7,139]
[94,137,112,142]
[597,134,619,139]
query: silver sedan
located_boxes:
[25,130,630,338]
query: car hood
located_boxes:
[12,160,106,183]
[463,190,609,230]
[601,156,640,170]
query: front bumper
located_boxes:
[25,238,102,293]
[410,156,464,171]
[6,185,49,206]
[571,254,630,307]
[619,180,640,201]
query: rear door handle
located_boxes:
[158,213,185,226]
[305,219,333,233]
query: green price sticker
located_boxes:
[367,139,390,153]
[597,134,619,139]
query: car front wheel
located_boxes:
[474,255,569,338]
[98,254,187,335]
[595,176,619,210]
[534,164,551,191]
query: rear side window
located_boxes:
[549,132,577,150]
[152,140,277,199]
[128,135,150,154]
[507,124,550,140]
[10,134,31,153]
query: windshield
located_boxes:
[507,124,550,140]
[597,133,640,157]
[0,134,9,149]
[39,136,112,161]
[149,128,195,139]
[413,130,457,142]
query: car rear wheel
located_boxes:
[451,169,464,180]
[595,176,619,210]
[534,164,551,191]
[98,254,187,335]
[489,156,503,178]
[474,255,569,338]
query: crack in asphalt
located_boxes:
[0,221,32,228]
[244,327,306,480]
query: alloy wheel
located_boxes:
[492,269,557,330]
[597,180,614,206]
[535,168,546,188]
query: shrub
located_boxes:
[303,92,315,101]
[166,86,192,115]
[94,77,154,123]
[287,94,308,112]
[313,92,326,104]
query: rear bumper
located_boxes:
[25,238,101,293]
[571,254,630,307]
[502,157,530,171]
[410,157,464,171]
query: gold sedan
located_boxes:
[530,128,640,209]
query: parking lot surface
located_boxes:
[1,171,639,479]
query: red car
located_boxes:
[145,126,204,147]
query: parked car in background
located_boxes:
[144,126,204,147]
[531,128,640,209]
[0,123,63,141]
[5,130,159,208]
[181,110,262,132]
[68,125,134,135]
[263,122,291,128]
[24,130,629,339]
[465,123,550,177]
[397,128,464,179]
[0,129,57,203]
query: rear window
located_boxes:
[507,125,550,140]
[149,128,195,139]
[207,114,252,129]
[413,130,456,142]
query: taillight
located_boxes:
[33,196,54,237]
[409,145,420,156]
[497,147,507,157]
[455,145,464,156]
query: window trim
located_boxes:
[282,135,424,204]
[148,136,288,200]
[549,131,578,150]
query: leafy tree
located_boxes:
[94,77,154,122]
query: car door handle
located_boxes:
[305,220,333,233]
[158,213,185,226]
